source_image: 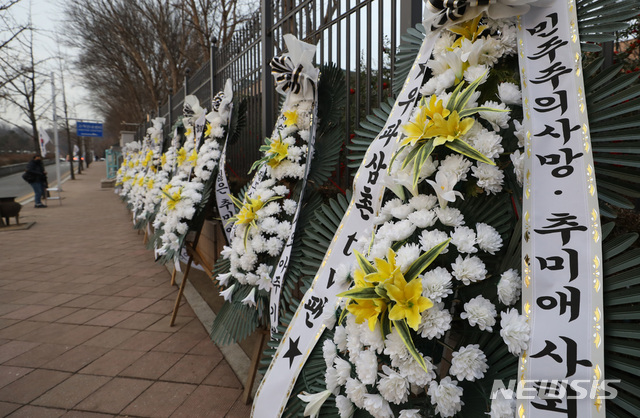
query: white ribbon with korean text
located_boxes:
[518,2,605,417]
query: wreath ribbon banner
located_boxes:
[518,2,605,417]
[251,28,439,418]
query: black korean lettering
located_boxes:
[379,120,402,147]
[304,296,328,328]
[533,90,568,115]
[530,62,572,90]
[365,152,388,185]
[527,13,559,38]
[536,248,579,282]
[535,148,584,178]
[397,87,419,116]
[531,337,592,378]
[537,286,581,322]
[529,36,568,63]
[534,118,580,145]
[531,381,577,417]
[356,186,374,220]
[534,213,588,245]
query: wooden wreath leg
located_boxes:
[143,228,148,245]
[169,256,193,326]
[242,329,269,404]
[170,267,177,286]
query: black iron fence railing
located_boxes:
[136,0,421,191]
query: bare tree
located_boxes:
[0,24,49,155]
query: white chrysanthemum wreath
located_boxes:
[306,16,529,418]
[217,94,315,305]
[153,90,230,257]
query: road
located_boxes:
[0,162,74,201]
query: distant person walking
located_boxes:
[23,155,48,208]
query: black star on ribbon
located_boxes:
[283,336,302,368]
[270,55,305,95]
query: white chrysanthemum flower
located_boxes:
[418,302,452,339]
[384,329,409,364]
[435,207,465,227]
[479,100,510,131]
[397,355,436,387]
[472,163,504,195]
[399,409,423,418]
[396,244,421,272]
[420,230,451,255]
[334,325,348,352]
[452,255,487,285]
[325,366,340,394]
[461,296,497,332]
[283,199,297,215]
[510,149,525,185]
[336,395,355,418]
[500,308,530,355]
[330,356,351,386]
[498,82,522,105]
[469,128,504,160]
[488,389,516,418]
[422,267,453,303]
[355,350,378,385]
[408,209,437,229]
[378,365,409,405]
[363,394,394,418]
[323,340,337,368]
[360,322,385,354]
[427,377,464,418]
[450,226,478,254]
[513,119,525,147]
[409,194,438,211]
[439,154,473,182]
[387,219,417,242]
[345,377,367,409]
[497,269,521,306]
[476,222,503,254]
[390,203,413,219]
[449,344,488,381]
[464,64,489,85]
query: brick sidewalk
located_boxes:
[0,163,250,417]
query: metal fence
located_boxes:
[137,0,421,190]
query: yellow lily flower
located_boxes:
[161,153,167,167]
[283,109,298,127]
[365,248,404,285]
[400,96,450,148]
[186,150,198,167]
[425,110,475,147]
[147,178,154,190]
[235,196,265,226]
[448,15,487,50]
[185,127,193,138]
[176,147,187,166]
[347,298,388,331]
[266,137,289,168]
[164,186,182,211]
[204,122,212,138]
[386,274,433,330]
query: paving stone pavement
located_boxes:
[0,163,251,417]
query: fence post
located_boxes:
[400,1,422,34]
[168,88,173,128]
[210,37,218,102]
[184,68,191,99]
[261,1,274,140]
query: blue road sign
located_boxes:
[76,122,103,137]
